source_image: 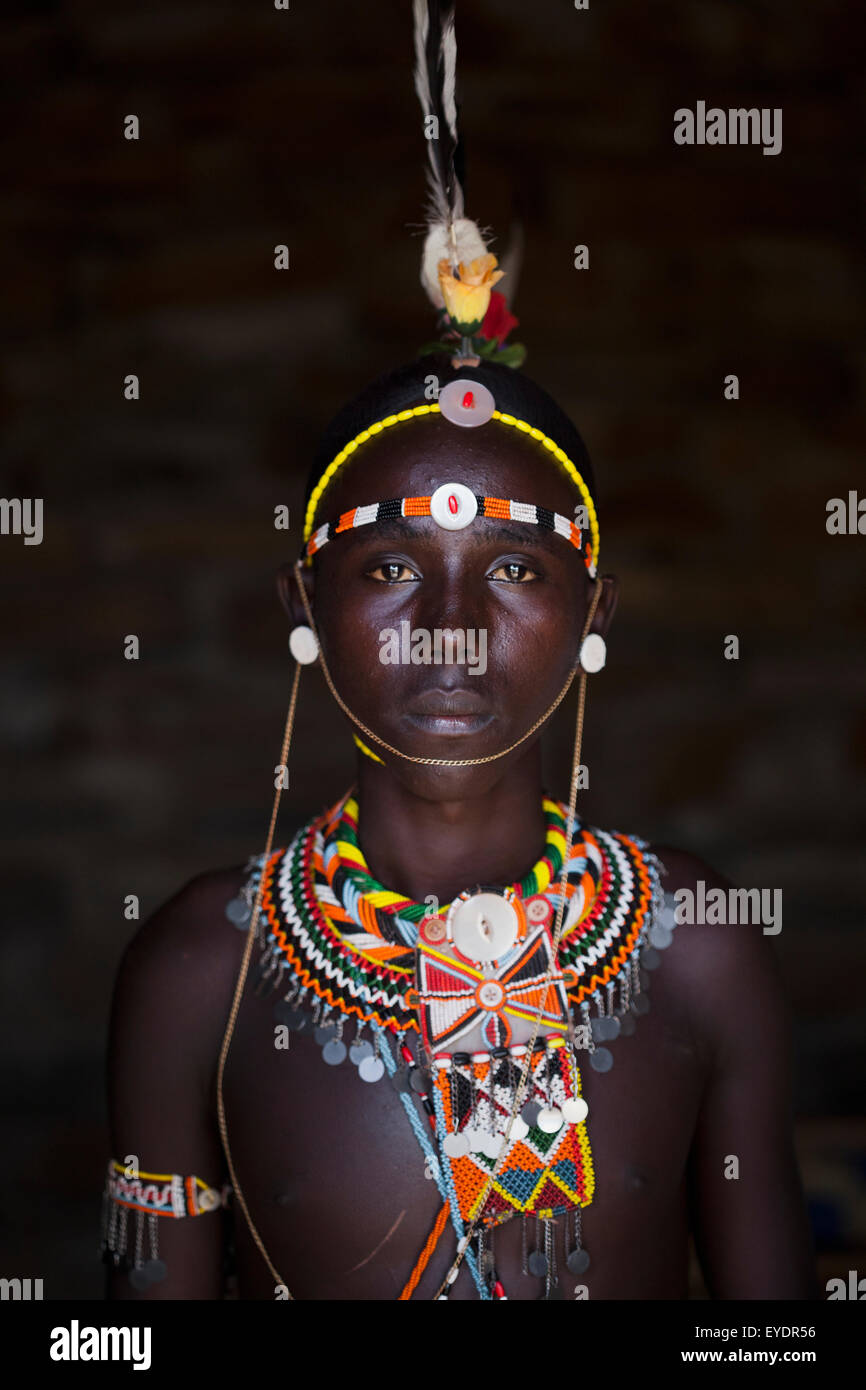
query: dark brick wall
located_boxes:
[1,0,863,1297]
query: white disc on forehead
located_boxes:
[438,378,496,427]
[450,892,519,962]
[430,482,479,531]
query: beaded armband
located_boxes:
[100,1160,231,1291]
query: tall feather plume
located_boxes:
[413,0,489,311]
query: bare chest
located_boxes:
[220,974,707,1300]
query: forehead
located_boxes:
[315,412,581,522]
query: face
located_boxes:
[284,412,615,800]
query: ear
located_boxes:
[590,573,618,640]
[276,559,315,631]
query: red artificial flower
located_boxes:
[479,290,519,346]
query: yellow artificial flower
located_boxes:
[437,253,505,332]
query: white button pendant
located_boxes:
[449,892,519,962]
[509,1115,530,1142]
[560,1096,589,1124]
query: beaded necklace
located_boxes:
[229,790,671,1299]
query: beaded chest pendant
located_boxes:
[233,790,671,1299]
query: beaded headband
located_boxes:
[305,488,595,574]
[302,395,601,575]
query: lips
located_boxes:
[404,686,494,736]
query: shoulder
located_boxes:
[646,841,790,1066]
[107,859,269,1078]
[115,864,251,982]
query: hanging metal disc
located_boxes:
[322,1038,347,1066]
[589,1047,613,1072]
[225,896,252,928]
[358,1055,385,1083]
[442,1131,471,1158]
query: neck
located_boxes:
[354,749,548,905]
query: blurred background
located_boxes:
[1,0,863,1298]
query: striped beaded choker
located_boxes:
[322,792,571,950]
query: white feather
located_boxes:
[421,217,489,310]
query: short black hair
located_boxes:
[304,352,597,520]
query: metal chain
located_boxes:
[292,559,596,767]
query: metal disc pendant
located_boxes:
[520,1099,541,1128]
[619,1012,636,1036]
[527,1250,548,1278]
[322,1038,347,1066]
[464,1126,485,1152]
[314,1023,337,1046]
[642,946,661,971]
[589,1047,613,1073]
[409,1068,428,1095]
[143,1259,167,1283]
[390,1067,410,1095]
[567,1247,590,1275]
[279,1006,306,1031]
[292,1010,311,1033]
[536,1106,564,1134]
[480,1133,502,1159]
[443,1131,470,1158]
[632,994,650,1016]
[544,1284,564,1301]
[604,1015,621,1040]
[509,1115,530,1141]
[358,1055,385,1083]
[128,1267,150,1290]
[225,896,251,928]
[349,1040,373,1065]
[560,1096,589,1125]
[649,922,673,950]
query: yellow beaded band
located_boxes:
[303,403,601,571]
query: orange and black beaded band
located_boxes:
[304,492,595,575]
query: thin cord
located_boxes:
[293,559,586,767]
[215,661,300,1298]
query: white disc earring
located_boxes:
[289,625,319,665]
[579,632,606,673]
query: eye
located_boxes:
[366,561,420,583]
[488,561,539,583]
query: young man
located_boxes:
[103,352,817,1301]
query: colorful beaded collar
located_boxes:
[251,792,659,1041]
